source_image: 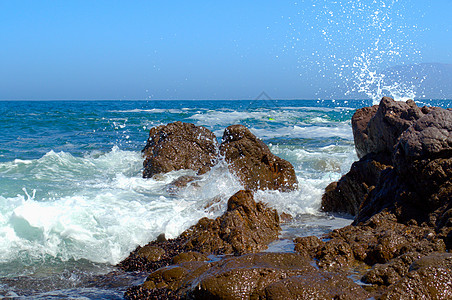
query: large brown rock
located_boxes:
[326,98,452,248]
[142,121,218,178]
[352,105,379,159]
[119,190,280,273]
[394,108,452,163]
[181,190,280,255]
[352,97,424,159]
[354,106,452,234]
[219,125,298,191]
[321,152,392,216]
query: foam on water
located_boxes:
[0,148,249,268]
[0,138,356,270]
[0,100,366,296]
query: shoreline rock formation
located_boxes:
[319,97,452,298]
[142,121,299,192]
[142,121,218,178]
[121,99,452,299]
[219,125,298,192]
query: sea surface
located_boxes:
[0,99,450,299]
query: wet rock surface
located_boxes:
[323,98,452,227]
[142,121,218,178]
[353,97,424,159]
[127,253,369,300]
[318,97,452,299]
[219,125,298,191]
[321,152,392,216]
[122,99,452,299]
[119,190,280,274]
[380,252,452,299]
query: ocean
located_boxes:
[0,99,450,299]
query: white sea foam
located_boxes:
[250,123,353,140]
[109,108,184,114]
[0,148,245,265]
[0,128,357,267]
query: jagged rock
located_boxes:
[294,211,445,272]
[394,108,452,163]
[181,189,280,255]
[362,252,422,286]
[393,108,452,202]
[321,152,392,216]
[142,121,218,178]
[380,253,452,299]
[219,125,298,191]
[119,190,280,273]
[354,106,452,232]
[353,97,424,158]
[352,105,379,159]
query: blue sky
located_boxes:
[1,0,451,100]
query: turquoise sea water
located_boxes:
[0,99,450,298]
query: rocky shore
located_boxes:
[119,98,451,299]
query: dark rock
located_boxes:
[279,212,294,223]
[118,236,189,273]
[321,152,392,216]
[181,190,280,255]
[137,252,368,299]
[137,246,166,262]
[171,251,208,265]
[293,235,324,256]
[362,252,422,286]
[409,252,452,272]
[352,97,423,159]
[352,105,379,159]
[380,253,452,299]
[188,253,316,299]
[394,108,452,196]
[125,285,182,300]
[142,121,218,178]
[354,106,452,233]
[119,190,280,273]
[295,211,445,272]
[156,233,167,242]
[219,125,298,191]
[263,272,369,300]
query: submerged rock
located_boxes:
[142,121,218,178]
[219,125,298,191]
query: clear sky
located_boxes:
[1,0,451,100]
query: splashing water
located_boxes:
[290,0,424,103]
